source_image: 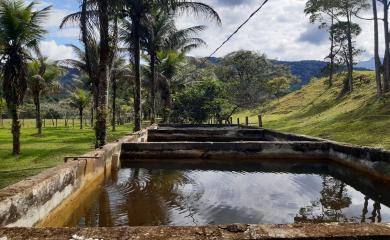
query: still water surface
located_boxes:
[60,162,390,227]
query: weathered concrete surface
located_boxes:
[147,129,268,142]
[147,128,324,143]
[121,142,330,162]
[1,223,390,239]
[0,127,152,228]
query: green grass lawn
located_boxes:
[234,71,390,149]
[0,119,134,189]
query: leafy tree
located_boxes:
[333,0,369,93]
[0,0,50,154]
[70,89,90,129]
[215,51,294,114]
[171,78,224,124]
[305,0,338,86]
[304,0,369,93]
[331,21,363,92]
[27,58,62,135]
[266,76,298,101]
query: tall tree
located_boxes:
[373,0,383,97]
[0,97,5,128]
[27,58,62,135]
[305,0,337,86]
[305,0,369,93]
[143,10,207,124]
[121,0,221,131]
[0,0,50,154]
[61,0,118,147]
[380,0,390,92]
[332,0,369,93]
[70,89,90,129]
[111,57,132,131]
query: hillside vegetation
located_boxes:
[236,71,390,149]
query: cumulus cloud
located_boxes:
[175,0,377,61]
[43,0,378,61]
[298,25,328,44]
[39,41,75,61]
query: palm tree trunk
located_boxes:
[133,20,142,132]
[91,106,94,127]
[95,0,110,148]
[384,0,390,92]
[112,79,117,132]
[80,107,83,130]
[34,94,42,135]
[10,104,21,155]
[373,0,383,98]
[150,51,156,124]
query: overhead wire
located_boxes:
[184,0,271,81]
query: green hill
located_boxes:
[235,71,390,149]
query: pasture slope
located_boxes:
[236,71,390,149]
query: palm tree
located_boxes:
[121,0,221,131]
[61,0,119,147]
[27,57,62,135]
[111,56,132,131]
[60,42,99,126]
[0,0,50,154]
[70,89,90,129]
[156,50,185,123]
[143,9,207,124]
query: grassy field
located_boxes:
[234,71,390,149]
[0,119,134,189]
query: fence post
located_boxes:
[245,116,249,126]
[258,114,263,128]
[237,118,240,125]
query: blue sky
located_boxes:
[41,0,378,62]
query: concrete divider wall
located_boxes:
[0,127,151,228]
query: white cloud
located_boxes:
[39,41,75,61]
[176,0,378,61]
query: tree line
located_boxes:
[0,0,220,155]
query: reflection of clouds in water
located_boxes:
[180,171,324,224]
[75,168,390,227]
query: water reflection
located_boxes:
[59,163,390,227]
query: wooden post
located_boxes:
[230,117,233,125]
[245,116,249,126]
[237,118,240,125]
[55,118,58,127]
[258,114,263,128]
[72,118,75,128]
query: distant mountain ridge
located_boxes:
[273,60,328,90]
[58,58,373,94]
[355,57,377,70]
